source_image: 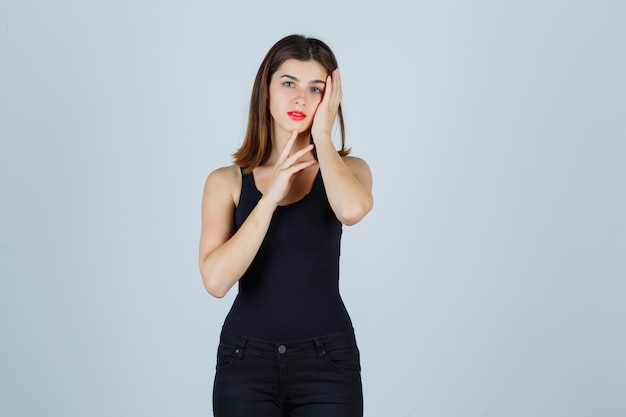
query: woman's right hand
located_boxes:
[263,129,317,207]
[199,130,316,297]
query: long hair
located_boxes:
[233,35,350,173]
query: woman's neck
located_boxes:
[267,128,313,165]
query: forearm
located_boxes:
[200,197,276,297]
[314,135,373,225]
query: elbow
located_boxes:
[200,264,230,298]
[207,287,228,299]
[202,276,229,298]
[338,196,373,226]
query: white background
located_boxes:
[1,1,625,416]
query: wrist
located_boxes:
[311,131,332,144]
[256,195,279,212]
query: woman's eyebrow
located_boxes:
[280,74,299,81]
[280,74,326,85]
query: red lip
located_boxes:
[287,111,307,121]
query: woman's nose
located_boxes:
[294,90,306,106]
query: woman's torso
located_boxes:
[222,168,353,342]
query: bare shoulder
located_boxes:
[342,155,372,188]
[342,155,370,170]
[203,165,242,206]
[205,165,240,184]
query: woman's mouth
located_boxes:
[287,111,307,121]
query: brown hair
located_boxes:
[233,34,350,172]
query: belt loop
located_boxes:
[237,336,248,360]
[313,338,325,359]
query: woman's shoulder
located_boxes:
[341,155,372,188]
[206,165,241,182]
[341,155,371,173]
[341,155,368,166]
[203,165,242,201]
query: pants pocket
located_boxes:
[323,340,361,373]
[215,343,240,370]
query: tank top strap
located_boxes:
[239,168,262,203]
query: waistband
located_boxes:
[219,327,356,357]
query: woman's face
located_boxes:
[268,59,328,137]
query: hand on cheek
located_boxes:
[311,69,341,141]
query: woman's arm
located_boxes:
[199,166,275,298]
[314,141,373,225]
[199,137,316,298]
[311,69,374,225]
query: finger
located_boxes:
[323,74,332,103]
[330,69,342,102]
[276,130,299,166]
[281,143,314,168]
[284,159,317,176]
[320,72,339,110]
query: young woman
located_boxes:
[199,34,373,417]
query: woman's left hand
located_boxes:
[311,68,342,141]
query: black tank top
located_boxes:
[222,168,353,342]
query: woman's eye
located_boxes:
[312,87,322,93]
[283,81,294,87]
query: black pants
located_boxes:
[213,328,363,417]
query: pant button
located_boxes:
[278,345,286,354]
